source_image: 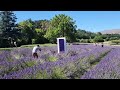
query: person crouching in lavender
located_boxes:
[32,45,41,58]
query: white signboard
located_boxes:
[57,37,66,53]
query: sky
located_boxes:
[14,11,120,33]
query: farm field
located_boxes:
[0,44,120,79]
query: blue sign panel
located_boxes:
[57,37,66,53]
[59,39,64,51]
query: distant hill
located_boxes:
[100,29,120,34]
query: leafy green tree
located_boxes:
[45,14,77,43]
[76,29,96,40]
[45,27,59,43]
[33,28,49,44]
[34,19,50,31]
[111,40,120,45]
[0,11,20,47]
[18,19,36,44]
[97,32,102,35]
[93,35,104,43]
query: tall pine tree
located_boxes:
[0,11,19,47]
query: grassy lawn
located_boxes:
[0,48,13,51]
[104,41,120,46]
[20,43,57,48]
[0,43,57,50]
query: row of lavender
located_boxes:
[81,47,120,79]
[0,45,112,79]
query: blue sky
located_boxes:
[14,11,120,32]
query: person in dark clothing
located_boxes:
[101,42,104,47]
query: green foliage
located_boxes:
[110,37,119,40]
[111,40,120,45]
[33,20,51,44]
[36,67,67,79]
[103,34,120,41]
[93,35,104,43]
[35,70,49,79]
[97,32,102,35]
[0,48,13,51]
[0,11,20,47]
[89,39,94,43]
[0,11,19,39]
[45,14,77,43]
[0,38,10,48]
[76,29,96,39]
[48,56,58,62]
[34,19,50,30]
[34,28,49,44]
[18,19,36,44]
[32,39,36,44]
[105,37,109,41]
[80,39,91,43]
[50,67,67,79]
[20,44,56,48]
[2,11,120,47]
[25,61,37,67]
[44,27,59,44]
[90,50,111,65]
[64,62,86,79]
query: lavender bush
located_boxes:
[0,45,116,79]
[81,47,120,79]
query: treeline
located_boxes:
[0,11,120,48]
[0,11,77,47]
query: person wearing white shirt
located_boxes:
[14,41,17,47]
[32,45,41,58]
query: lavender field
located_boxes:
[0,44,119,79]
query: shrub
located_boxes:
[35,70,49,79]
[105,38,109,41]
[89,39,94,43]
[50,67,67,79]
[48,56,58,62]
[110,37,119,40]
[93,36,104,43]
[111,40,120,45]
[32,39,36,44]
[80,39,90,43]
[0,38,10,48]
